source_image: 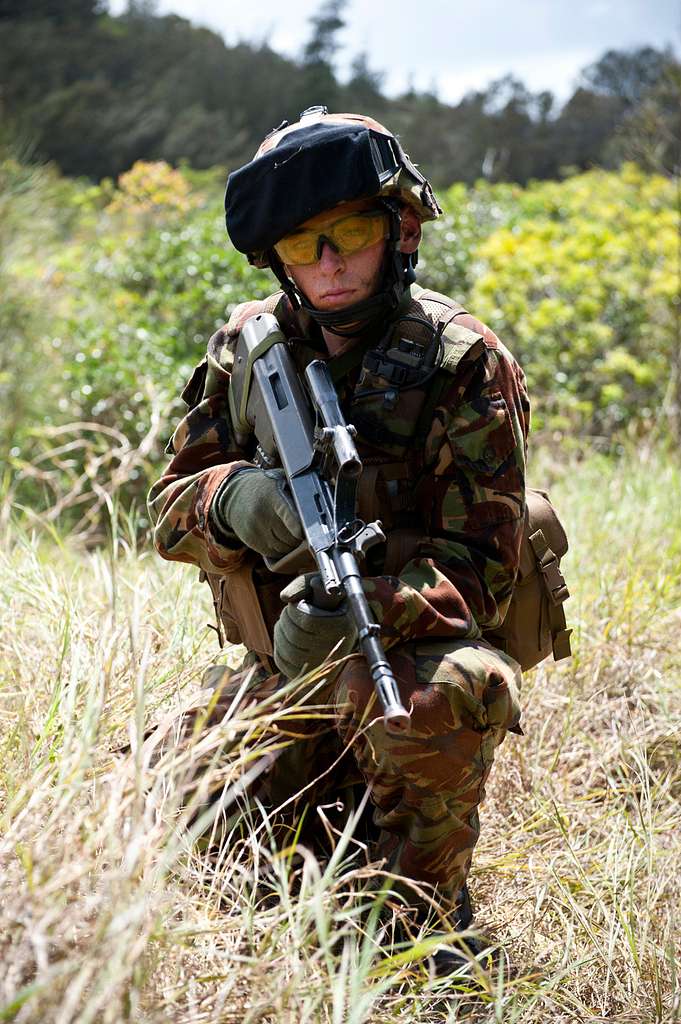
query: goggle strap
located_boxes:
[268,249,302,311]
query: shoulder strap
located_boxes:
[409,288,486,443]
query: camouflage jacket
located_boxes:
[147,284,530,657]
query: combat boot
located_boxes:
[426,885,498,978]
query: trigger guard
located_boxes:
[349,520,386,558]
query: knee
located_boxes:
[335,640,521,755]
[335,648,427,727]
[334,647,470,747]
[436,641,522,735]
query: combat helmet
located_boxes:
[224,106,441,335]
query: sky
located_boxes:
[109,0,680,105]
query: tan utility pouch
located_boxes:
[485,488,572,671]
[201,559,283,672]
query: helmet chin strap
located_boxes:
[268,202,416,339]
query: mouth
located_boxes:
[319,288,355,306]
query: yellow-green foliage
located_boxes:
[4,159,679,523]
[106,160,197,217]
[467,166,677,434]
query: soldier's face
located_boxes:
[282,200,421,312]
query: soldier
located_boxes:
[148,108,528,973]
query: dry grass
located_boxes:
[1,446,680,1023]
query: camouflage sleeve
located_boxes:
[146,323,255,575]
[365,319,529,650]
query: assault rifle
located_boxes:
[229,312,410,735]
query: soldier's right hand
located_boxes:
[212,467,303,559]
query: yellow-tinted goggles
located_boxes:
[274,209,389,266]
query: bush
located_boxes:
[419,180,520,296]
[9,162,270,529]
[467,166,677,436]
[5,159,678,530]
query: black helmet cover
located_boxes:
[225,121,403,255]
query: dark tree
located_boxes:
[612,56,681,175]
[554,87,624,171]
[0,0,676,187]
[344,52,385,109]
[581,46,674,108]
[0,0,106,20]
[293,0,346,115]
[302,0,345,65]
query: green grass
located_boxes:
[1,446,680,1022]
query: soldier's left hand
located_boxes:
[273,573,358,679]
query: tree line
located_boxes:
[1,0,679,185]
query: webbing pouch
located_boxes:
[484,488,572,671]
[201,560,281,672]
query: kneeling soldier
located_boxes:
[148,108,528,971]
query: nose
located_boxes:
[317,239,344,270]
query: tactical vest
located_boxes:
[205,286,571,673]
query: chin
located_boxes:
[316,294,358,310]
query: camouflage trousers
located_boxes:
[198,637,522,912]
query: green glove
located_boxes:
[273,573,358,679]
[212,468,303,559]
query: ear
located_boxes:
[399,206,422,254]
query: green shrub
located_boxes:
[13,166,271,524]
[418,180,520,296]
[468,166,677,436]
[5,159,678,528]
